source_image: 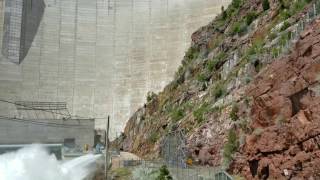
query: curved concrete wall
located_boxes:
[0,0,230,138]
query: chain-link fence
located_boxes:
[161,130,188,168]
[111,129,232,180]
[270,1,320,59]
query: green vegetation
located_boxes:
[244,76,252,84]
[197,73,209,82]
[170,107,184,122]
[279,0,290,9]
[279,0,312,20]
[147,92,157,102]
[248,39,265,57]
[132,166,172,180]
[193,103,210,123]
[245,11,258,25]
[156,165,173,180]
[212,82,226,100]
[212,105,223,113]
[262,0,270,11]
[268,31,277,41]
[223,0,243,21]
[207,52,226,71]
[174,66,185,86]
[230,104,239,121]
[182,101,194,111]
[272,47,280,57]
[185,47,200,62]
[230,21,247,35]
[231,0,242,9]
[148,132,159,144]
[111,168,131,180]
[280,21,291,31]
[223,129,239,165]
[279,31,291,46]
[222,6,227,20]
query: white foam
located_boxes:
[0,144,101,180]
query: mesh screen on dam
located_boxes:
[0,0,230,138]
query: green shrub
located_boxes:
[230,104,239,121]
[149,132,159,144]
[279,0,290,9]
[245,11,258,25]
[207,52,226,71]
[280,0,310,20]
[221,6,227,20]
[247,39,264,58]
[213,82,226,100]
[147,92,157,102]
[185,47,199,62]
[207,59,219,71]
[230,21,247,35]
[291,0,309,13]
[197,73,208,82]
[193,103,210,124]
[170,108,184,122]
[227,6,239,19]
[156,165,173,180]
[279,31,291,46]
[262,0,270,11]
[271,47,280,57]
[280,21,291,31]
[223,129,239,165]
[244,76,252,84]
[174,66,185,85]
[212,105,223,113]
[268,32,277,41]
[232,0,242,8]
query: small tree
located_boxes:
[262,0,270,11]
[221,6,227,20]
[223,129,239,165]
[232,0,242,8]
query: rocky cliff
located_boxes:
[230,20,320,179]
[117,0,319,179]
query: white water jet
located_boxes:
[0,144,101,180]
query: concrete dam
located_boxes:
[0,0,230,139]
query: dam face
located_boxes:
[0,0,230,138]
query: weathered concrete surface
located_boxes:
[0,0,230,138]
[0,118,95,147]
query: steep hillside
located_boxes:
[117,0,319,178]
[230,20,320,179]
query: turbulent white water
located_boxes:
[0,145,101,180]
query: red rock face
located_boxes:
[231,21,320,179]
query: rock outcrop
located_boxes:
[230,20,320,179]
[118,0,320,179]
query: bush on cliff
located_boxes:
[262,0,270,11]
[223,129,239,165]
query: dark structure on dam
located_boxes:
[0,101,95,148]
[2,0,45,64]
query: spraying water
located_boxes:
[0,144,101,180]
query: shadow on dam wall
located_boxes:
[2,0,45,64]
[20,0,46,63]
